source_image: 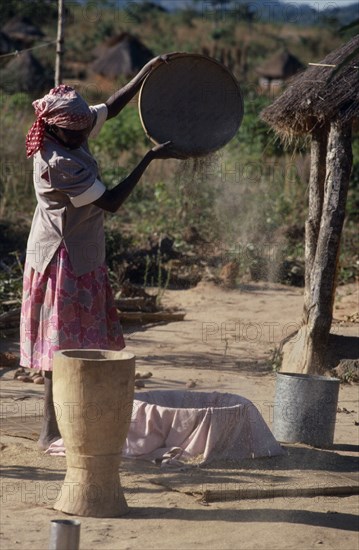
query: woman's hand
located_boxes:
[149,141,187,160]
[147,52,184,72]
[106,52,183,119]
[106,53,183,120]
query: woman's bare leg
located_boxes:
[38,371,60,450]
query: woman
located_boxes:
[21,54,182,450]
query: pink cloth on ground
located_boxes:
[45,390,284,466]
[20,245,125,371]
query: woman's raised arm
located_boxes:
[105,53,181,120]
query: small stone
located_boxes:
[16,375,33,383]
[33,376,45,385]
[135,371,153,380]
[14,367,26,379]
[135,379,145,388]
[186,380,197,389]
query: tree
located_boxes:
[0,0,57,26]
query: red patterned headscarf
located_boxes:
[26,84,93,158]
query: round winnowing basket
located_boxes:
[139,53,244,158]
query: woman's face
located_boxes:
[49,125,92,149]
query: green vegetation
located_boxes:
[0,1,358,311]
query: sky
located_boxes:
[291,0,358,6]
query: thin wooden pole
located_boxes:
[304,119,352,373]
[281,120,352,375]
[55,0,65,86]
[303,127,328,322]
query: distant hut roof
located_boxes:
[0,31,15,55]
[91,33,154,79]
[261,35,359,140]
[0,51,50,93]
[144,1,167,11]
[257,50,304,80]
[92,34,128,59]
[127,1,167,14]
[2,16,44,44]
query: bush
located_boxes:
[93,106,147,158]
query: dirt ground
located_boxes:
[0,281,358,550]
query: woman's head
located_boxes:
[26,84,93,157]
[46,123,93,150]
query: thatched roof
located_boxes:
[2,16,44,44]
[0,31,15,55]
[91,33,153,79]
[261,35,359,139]
[92,33,131,59]
[0,51,50,93]
[257,50,304,79]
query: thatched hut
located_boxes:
[0,51,50,93]
[91,33,154,79]
[2,16,44,45]
[257,49,304,94]
[261,35,359,375]
[0,31,15,56]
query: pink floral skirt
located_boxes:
[20,245,125,371]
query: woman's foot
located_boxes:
[37,372,61,450]
[38,431,61,451]
[14,369,44,384]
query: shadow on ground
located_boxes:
[127,506,359,531]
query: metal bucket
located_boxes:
[272,372,340,448]
[49,520,80,550]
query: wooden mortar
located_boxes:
[52,349,135,517]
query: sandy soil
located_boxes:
[0,281,358,550]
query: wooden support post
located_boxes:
[55,0,65,87]
[281,120,352,374]
[303,127,328,321]
[304,119,353,373]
